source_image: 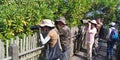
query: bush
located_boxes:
[0,0,120,41]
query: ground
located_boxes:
[71,41,116,60]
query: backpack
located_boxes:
[99,25,108,40]
[110,29,119,41]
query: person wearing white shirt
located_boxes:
[106,22,118,60]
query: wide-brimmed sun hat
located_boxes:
[109,22,116,26]
[40,19,55,27]
[56,17,66,24]
[90,20,97,24]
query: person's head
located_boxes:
[40,19,55,31]
[109,22,116,27]
[90,20,97,28]
[55,17,66,27]
[96,18,103,24]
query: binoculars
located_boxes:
[30,25,40,30]
[81,19,90,24]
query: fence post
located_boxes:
[0,40,4,59]
[9,44,19,60]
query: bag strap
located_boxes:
[54,28,63,51]
[57,34,63,50]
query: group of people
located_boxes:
[36,17,119,60]
[79,18,119,60]
[39,17,71,60]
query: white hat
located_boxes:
[109,22,116,26]
[90,20,97,24]
[40,19,55,27]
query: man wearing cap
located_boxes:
[106,22,119,60]
[85,20,97,60]
[55,17,71,60]
[39,19,63,60]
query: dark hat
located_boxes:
[56,17,66,24]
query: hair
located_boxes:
[55,21,60,25]
[47,26,54,30]
[91,23,97,27]
[110,25,115,27]
[97,18,104,22]
[41,26,54,35]
[55,21,66,26]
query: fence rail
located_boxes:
[0,33,44,60]
[3,57,12,60]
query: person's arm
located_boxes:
[40,33,50,44]
[108,28,112,38]
[88,23,93,33]
[96,24,101,34]
[88,23,97,34]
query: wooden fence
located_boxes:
[0,33,44,60]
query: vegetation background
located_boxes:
[0,0,120,41]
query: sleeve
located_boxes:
[88,25,96,34]
[40,33,50,44]
[106,28,112,39]
[63,27,71,39]
[108,28,112,38]
[57,34,62,50]
[84,27,87,32]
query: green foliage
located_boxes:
[0,0,120,41]
[84,0,120,24]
